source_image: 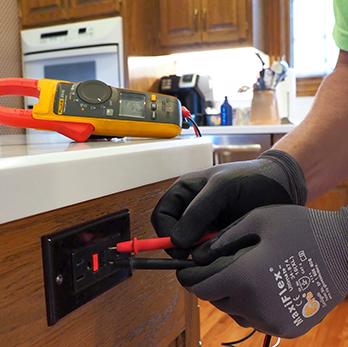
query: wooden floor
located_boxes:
[200,299,348,347]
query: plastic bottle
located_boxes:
[220,96,233,126]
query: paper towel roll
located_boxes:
[276,68,296,121]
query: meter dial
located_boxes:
[77,80,112,105]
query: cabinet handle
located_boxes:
[202,8,207,32]
[193,8,199,32]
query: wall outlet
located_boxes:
[41,210,131,326]
[71,238,122,293]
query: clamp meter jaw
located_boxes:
[0,78,183,142]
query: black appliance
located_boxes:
[159,74,213,125]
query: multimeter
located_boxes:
[0,78,183,142]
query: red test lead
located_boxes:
[112,232,218,255]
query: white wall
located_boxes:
[173,47,268,108]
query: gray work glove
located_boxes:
[177,205,348,338]
[152,149,307,258]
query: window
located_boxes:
[292,0,339,77]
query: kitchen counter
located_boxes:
[182,124,295,136]
[0,132,210,347]
[0,133,212,224]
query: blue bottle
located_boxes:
[220,96,233,125]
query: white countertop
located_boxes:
[0,133,212,224]
[182,124,296,135]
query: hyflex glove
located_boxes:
[151,149,307,258]
[177,205,348,338]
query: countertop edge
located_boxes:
[182,124,296,135]
[0,138,213,224]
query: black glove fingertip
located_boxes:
[166,248,191,260]
[191,239,220,265]
[176,268,194,288]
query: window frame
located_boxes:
[263,0,324,96]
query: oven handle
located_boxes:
[23,45,119,62]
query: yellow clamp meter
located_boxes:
[0,78,183,142]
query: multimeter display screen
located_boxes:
[119,92,146,118]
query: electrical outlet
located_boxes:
[71,238,122,293]
[41,210,131,326]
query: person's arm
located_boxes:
[274,50,348,200]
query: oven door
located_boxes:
[23,45,123,108]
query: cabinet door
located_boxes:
[68,0,121,19]
[201,0,249,44]
[159,0,201,47]
[20,0,68,27]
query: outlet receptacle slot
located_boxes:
[41,209,131,326]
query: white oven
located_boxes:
[21,17,124,108]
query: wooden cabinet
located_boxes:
[20,0,121,27]
[201,0,248,44]
[159,0,201,47]
[159,0,251,49]
[0,179,200,347]
[20,0,68,27]
[122,0,163,56]
[69,0,121,20]
[19,0,260,56]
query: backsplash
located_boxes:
[173,47,268,107]
[128,48,315,126]
[129,47,269,109]
[128,48,306,122]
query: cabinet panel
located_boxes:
[159,0,201,47]
[20,0,68,27]
[68,0,121,19]
[0,179,199,347]
[201,0,248,43]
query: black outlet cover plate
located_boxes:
[41,209,131,326]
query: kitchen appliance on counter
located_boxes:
[159,74,213,125]
[21,17,124,109]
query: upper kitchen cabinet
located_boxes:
[159,0,255,50]
[19,0,121,28]
[20,0,68,27]
[68,0,122,20]
[159,0,201,47]
[201,0,248,44]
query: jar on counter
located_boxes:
[249,90,280,125]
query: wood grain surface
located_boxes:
[0,179,199,347]
[200,298,348,347]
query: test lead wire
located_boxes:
[111,257,195,270]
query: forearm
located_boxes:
[274,52,348,200]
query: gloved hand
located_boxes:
[177,204,348,338]
[151,149,307,258]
